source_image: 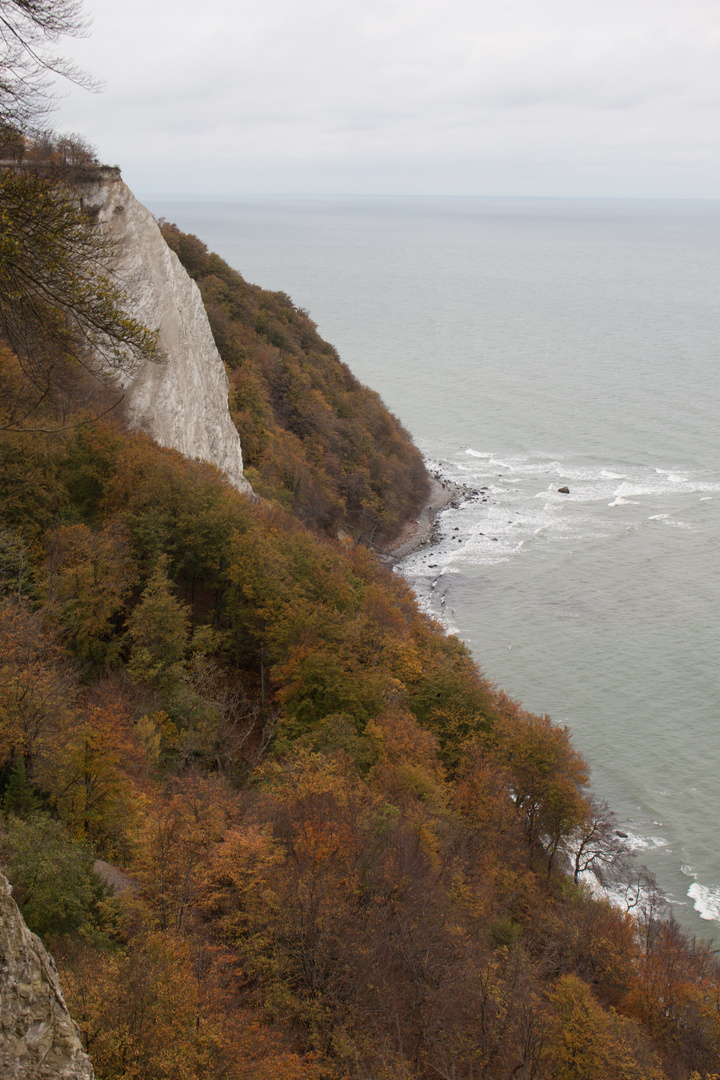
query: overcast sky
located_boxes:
[52,0,720,198]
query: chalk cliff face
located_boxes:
[0,874,94,1079]
[82,171,252,496]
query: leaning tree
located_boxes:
[0,0,160,431]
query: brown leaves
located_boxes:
[36,689,145,857]
[60,931,322,1080]
[131,773,237,934]
[545,975,664,1080]
[493,708,591,872]
[41,517,136,663]
[0,596,73,766]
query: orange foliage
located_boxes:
[60,933,324,1080]
[42,517,136,663]
[0,597,73,768]
[37,691,146,857]
[3,380,720,1079]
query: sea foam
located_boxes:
[688,882,720,921]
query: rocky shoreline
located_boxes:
[376,464,487,567]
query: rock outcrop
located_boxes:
[0,873,94,1079]
[81,169,252,496]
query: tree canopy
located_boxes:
[2,401,719,1078]
[1,11,719,1070]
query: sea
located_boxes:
[144,193,720,940]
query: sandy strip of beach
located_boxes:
[376,477,456,566]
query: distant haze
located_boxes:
[54,0,720,198]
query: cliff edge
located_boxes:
[80,170,252,496]
[0,874,94,1079]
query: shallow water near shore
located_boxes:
[145,193,720,938]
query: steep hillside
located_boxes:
[159,221,429,543]
[1,399,720,1078]
[1,154,719,1078]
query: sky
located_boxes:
[51,0,720,199]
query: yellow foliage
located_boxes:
[546,975,664,1080]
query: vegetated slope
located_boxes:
[2,389,720,1079]
[159,221,429,543]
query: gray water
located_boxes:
[145,194,720,937]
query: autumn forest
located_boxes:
[2,3,720,1077]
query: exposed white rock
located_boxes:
[80,170,252,496]
[0,873,95,1079]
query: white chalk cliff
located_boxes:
[0,873,94,1079]
[81,170,252,496]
